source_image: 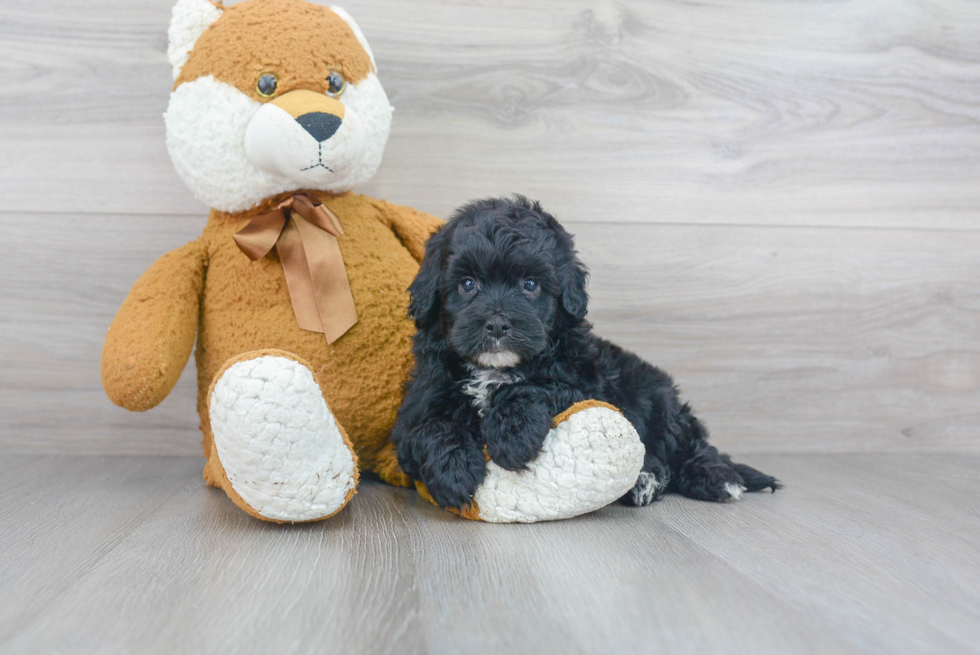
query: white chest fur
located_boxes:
[461,365,522,417]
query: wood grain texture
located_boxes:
[1,0,980,227]
[4,469,426,654]
[0,456,198,643]
[1,0,978,455]
[655,453,980,653]
[575,221,980,453]
[0,212,203,455]
[399,487,859,654]
[3,213,977,454]
[1,453,978,654]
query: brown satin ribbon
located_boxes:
[233,193,357,344]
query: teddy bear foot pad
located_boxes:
[208,354,358,522]
[474,402,646,523]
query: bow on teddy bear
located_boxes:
[101,0,644,523]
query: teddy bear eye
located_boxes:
[459,278,477,295]
[326,71,346,97]
[522,278,539,293]
[256,73,278,98]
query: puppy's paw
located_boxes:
[421,445,487,511]
[482,401,553,471]
[620,471,664,507]
[619,456,670,507]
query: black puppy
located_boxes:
[392,196,778,511]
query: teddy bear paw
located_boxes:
[473,401,645,523]
[208,354,358,522]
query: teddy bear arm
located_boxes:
[369,198,444,263]
[101,238,207,411]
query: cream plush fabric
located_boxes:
[210,355,358,522]
[475,406,645,523]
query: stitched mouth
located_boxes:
[300,143,334,172]
[301,162,333,172]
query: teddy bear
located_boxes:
[101,0,645,523]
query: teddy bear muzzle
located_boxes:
[244,88,366,186]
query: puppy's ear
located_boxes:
[541,211,590,320]
[558,251,590,320]
[408,224,451,329]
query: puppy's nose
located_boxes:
[297,112,342,142]
[484,316,511,339]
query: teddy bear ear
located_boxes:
[329,6,377,72]
[167,0,223,81]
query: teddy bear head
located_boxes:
[164,0,392,213]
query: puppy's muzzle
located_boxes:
[270,89,346,143]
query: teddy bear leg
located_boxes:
[473,400,644,523]
[204,350,359,523]
[416,400,645,523]
[373,441,413,488]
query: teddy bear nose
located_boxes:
[296,112,342,142]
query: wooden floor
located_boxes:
[1,453,978,654]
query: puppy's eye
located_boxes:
[256,73,278,98]
[522,278,539,293]
[459,278,477,295]
[326,71,346,97]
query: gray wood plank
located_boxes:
[4,454,979,654]
[1,459,859,655]
[0,212,203,454]
[0,454,39,477]
[574,221,980,454]
[0,471,426,655]
[3,213,977,455]
[2,0,980,228]
[400,493,860,655]
[654,453,980,654]
[0,455,198,644]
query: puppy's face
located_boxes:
[443,225,559,367]
[409,197,589,369]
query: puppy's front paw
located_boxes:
[421,445,487,511]
[482,401,552,471]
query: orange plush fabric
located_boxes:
[102,239,207,411]
[175,0,375,99]
[101,0,446,513]
[194,192,441,480]
[103,191,441,487]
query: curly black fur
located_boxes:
[391,196,779,511]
